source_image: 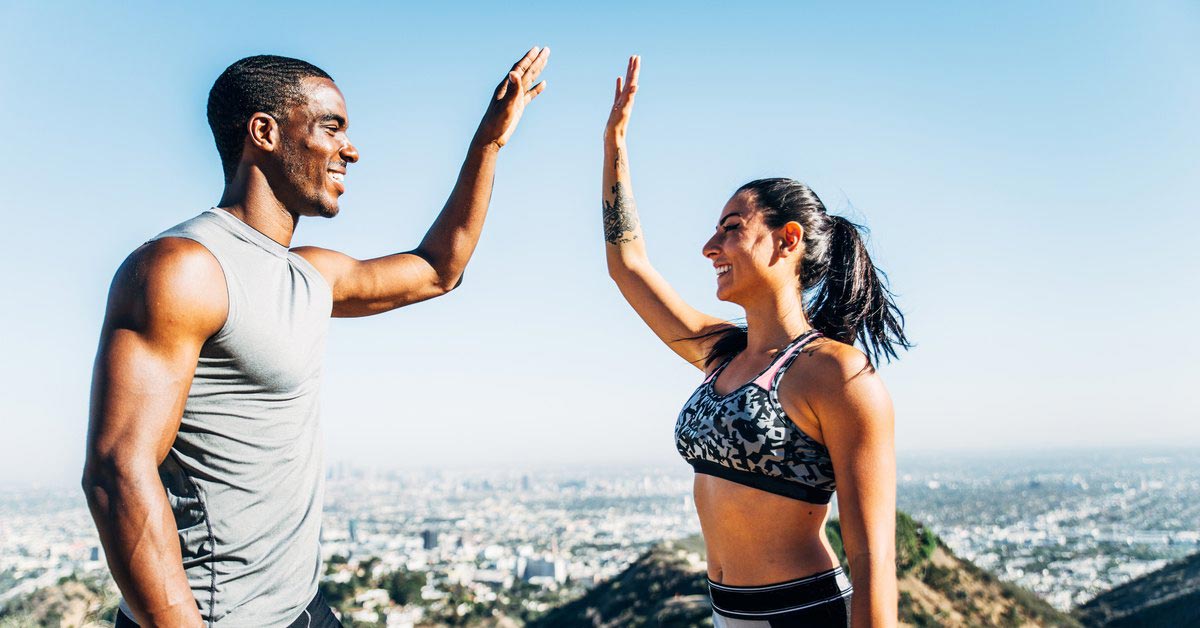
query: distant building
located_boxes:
[474,568,514,589]
[349,519,359,543]
[519,556,568,584]
[422,529,439,550]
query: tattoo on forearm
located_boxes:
[603,181,639,245]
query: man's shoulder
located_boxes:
[106,237,227,335]
[129,237,223,284]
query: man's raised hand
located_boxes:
[475,46,551,151]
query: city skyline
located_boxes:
[1,2,1198,483]
[4,449,1196,618]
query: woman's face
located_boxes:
[703,192,799,304]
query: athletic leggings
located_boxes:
[709,566,853,627]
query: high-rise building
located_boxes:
[422,529,439,550]
[519,556,569,584]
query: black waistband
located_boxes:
[690,460,834,504]
[708,567,851,617]
[116,591,337,628]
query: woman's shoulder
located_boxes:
[782,337,883,403]
[774,338,893,444]
[806,337,873,378]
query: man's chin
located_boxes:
[309,197,340,218]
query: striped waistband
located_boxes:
[708,567,852,618]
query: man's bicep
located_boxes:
[89,328,200,464]
[293,246,446,317]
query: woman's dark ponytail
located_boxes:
[809,214,909,365]
[698,179,909,368]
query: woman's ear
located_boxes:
[781,221,804,254]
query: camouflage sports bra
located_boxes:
[675,330,836,504]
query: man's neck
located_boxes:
[217,170,299,248]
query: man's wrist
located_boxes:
[133,599,204,628]
[469,135,503,156]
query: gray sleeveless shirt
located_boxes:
[122,208,332,626]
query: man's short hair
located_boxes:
[207,55,332,181]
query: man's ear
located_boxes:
[246,112,280,154]
[781,221,804,254]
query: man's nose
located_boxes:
[342,140,360,164]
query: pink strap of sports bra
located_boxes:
[752,331,821,390]
[702,330,823,389]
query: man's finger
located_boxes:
[525,80,547,104]
[522,47,551,89]
[503,72,521,101]
[510,46,540,77]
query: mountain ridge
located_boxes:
[1074,550,1200,627]
[532,512,1079,627]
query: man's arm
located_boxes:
[295,46,550,318]
[82,238,227,627]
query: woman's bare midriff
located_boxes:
[695,473,839,586]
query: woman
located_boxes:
[602,56,907,627]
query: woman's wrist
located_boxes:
[604,128,627,148]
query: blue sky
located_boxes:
[1,2,1197,484]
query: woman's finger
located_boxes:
[621,86,636,112]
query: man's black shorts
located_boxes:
[115,590,343,627]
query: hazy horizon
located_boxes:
[3,444,1195,491]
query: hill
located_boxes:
[1074,550,1200,627]
[0,573,118,628]
[531,513,1079,628]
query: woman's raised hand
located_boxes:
[605,55,640,143]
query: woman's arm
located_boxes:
[802,345,898,627]
[603,56,730,368]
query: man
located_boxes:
[82,48,550,627]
